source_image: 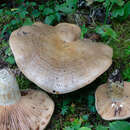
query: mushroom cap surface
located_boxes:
[9,22,113,94]
[0,89,54,130]
[95,82,130,120]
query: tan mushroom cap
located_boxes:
[9,22,113,94]
[95,82,130,120]
[0,69,54,130]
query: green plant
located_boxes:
[0,0,78,40]
[61,104,69,116]
[95,25,119,41]
[96,125,108,130]
[64,118,130,130]
[111,1,130,20]
[96,121,130,130]
[16,74,30,89]
[0,2,34,38]
[44,0,78,25]
[95,0,130,22]
[5,56,15,65]
[0,41,15,65]
[56,0,78,14]
[124,46,130,57]
[61,97,77,116]
[81,24,87,39]
[123,63,130,82]
[69,103,76,114]
[87,94,96,113]
[61,98,71,116]
[109,121,130,130]
[64,117,91,130]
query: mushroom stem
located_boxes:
[107,81,124,102]
[0,69,21,106]
[107,69,124,102]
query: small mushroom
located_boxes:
[0,68,54,130]
[95,69,130,120]
[9,22,113,94]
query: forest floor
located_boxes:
[0,0,130,130]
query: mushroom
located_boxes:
[95,69,130,120]
[0,68,54,129]
[9,22,113,94]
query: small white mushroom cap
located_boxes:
[0,68,54,129]
[9,22,113,94]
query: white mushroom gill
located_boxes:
[0,69,21,105]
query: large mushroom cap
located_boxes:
[9,22,113,94]
[95,82,130,120]
[0,69,54,130]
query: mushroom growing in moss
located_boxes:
[95,69,130,120]
[9,22,113,94]
[0,68,54,129]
